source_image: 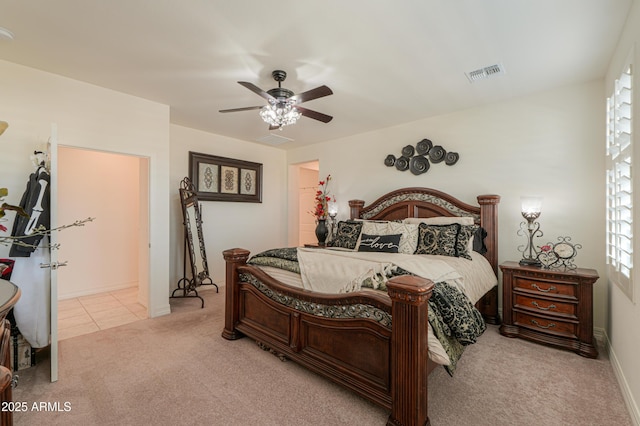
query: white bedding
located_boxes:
[253,247,497,366]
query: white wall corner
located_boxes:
[604,330,640,426]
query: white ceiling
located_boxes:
[0,1,632,149]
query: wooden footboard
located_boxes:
[223,248,434,426]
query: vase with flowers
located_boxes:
[312,175,333,246]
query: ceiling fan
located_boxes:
[219,70,333,130]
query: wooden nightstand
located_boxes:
[499,261,599,358]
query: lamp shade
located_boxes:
[328,201,338,216]
[521,196,542,215]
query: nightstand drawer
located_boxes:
[514,312,577,339]
[514,294,577,318]
[513,277,576,299]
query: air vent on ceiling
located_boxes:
[256,133,294,146]
[465,63,505,83]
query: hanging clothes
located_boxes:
[9,166,50,257]
[8,165,52,348]
[11,240,51,348]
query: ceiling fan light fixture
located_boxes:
[259,99,301,129]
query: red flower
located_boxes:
[310,175,334,220]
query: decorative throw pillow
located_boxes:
[358,221,391,249]
[329,220,363,250]
[358,221,419,254]
[414,223,460,257]
[386,222,419,254]
[473,226,488,255]
[456,224,479,260]
[357,233,402,253]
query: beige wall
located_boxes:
[288,76,640,418]
[605,1,640,424]
[0,59,171,317]
[169,124,288,286]
[288,80,605,327]
[57,147,141,299]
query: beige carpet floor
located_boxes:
[12,286,633,425]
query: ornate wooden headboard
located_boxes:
[349,187,501,324]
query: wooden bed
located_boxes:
[222,187,500,426]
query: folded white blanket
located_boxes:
[297,248,462,294]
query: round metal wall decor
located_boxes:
[409,156,430,175]
[395,156,410,171]
[384,154,396,167]
[429,145,446,163]
[383,137,459,175]
[416,139,433,155]
[401,145,415,157]
[445,152,459,166]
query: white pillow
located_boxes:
[403,216,475,226]
[387,222,419,254]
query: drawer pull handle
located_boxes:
[531,319,556,330]
[531,283,557,293]
[531,301,556,311]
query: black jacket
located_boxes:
[9,166,50,257]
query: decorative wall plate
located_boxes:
[416,139,433,155]
[395,156,410,171]
[384,154,396,167]
[409,155,430,175]
[401,145,415,157]
[429,145,446,163]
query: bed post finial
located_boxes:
[222,248,250,340]
[477,194,500,325]
[349,199,365,219]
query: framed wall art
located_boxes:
[188,151,262,202]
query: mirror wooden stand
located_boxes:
[171,177,218,308]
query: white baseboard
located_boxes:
[604,329,640,426]
[58,282,138,300]
[149,304,171,318]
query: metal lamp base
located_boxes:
[519,258,541,267]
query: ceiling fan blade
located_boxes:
[238,81,275,101]
[296,106,333,123]
[219,106,263,113]
[290,85,333,104]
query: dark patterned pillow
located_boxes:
[414,223,460,257]
[357,234,401,253]
[329,220,363,250]
[473,226,488,254]
[456,224,480,260]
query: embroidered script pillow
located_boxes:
[357,234,401,253]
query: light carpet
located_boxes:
[12,287,632,425]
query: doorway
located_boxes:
[56,147,150,340]
[288,161,319,247]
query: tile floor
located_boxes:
[58,287,147,341]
